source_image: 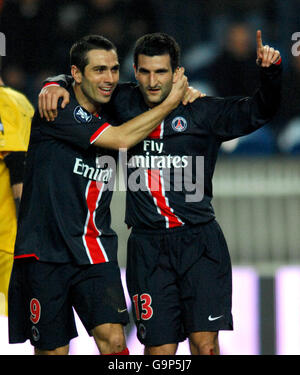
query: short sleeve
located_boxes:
[38,105,112,150]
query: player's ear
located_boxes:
[71,65,83,84]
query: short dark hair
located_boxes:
[134,32,181,72]
[70,35,117,73]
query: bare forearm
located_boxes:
[95,68,187,150]
[40,67,187,150]
[99,100,176,149]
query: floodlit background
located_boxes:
[1,0,300,355]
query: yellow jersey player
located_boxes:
[0,64,34,316]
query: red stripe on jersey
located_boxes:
[82,181,108,264]
[146,169,184,228]
[42,82,60,88]
[90,122,111,144]
[148,121,164,139]
[275,57,282,65]
[14,254,39,260]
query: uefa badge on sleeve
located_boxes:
[171,116,187,132]
[73,106,93,124]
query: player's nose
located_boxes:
[104,70,114,83]
[149,72,158,87]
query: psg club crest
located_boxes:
[171,116,187,132]
[73,106,92,124]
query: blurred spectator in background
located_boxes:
[1,64,27,93]
[0,57,34,317]
[0,0,158,98]
[149,0,208,51]
[188,20,280,155]
[50,0,90,74]
[192,22,259,97]
[207,0,276,38]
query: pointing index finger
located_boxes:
[256,30,263,49]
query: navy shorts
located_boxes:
[126,219,233,346]
[8,259,129,350]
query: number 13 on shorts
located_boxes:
[132,293,153,320]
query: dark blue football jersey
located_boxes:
[14,87,119,264]
[110,64,282,229]
[45,63,282,230]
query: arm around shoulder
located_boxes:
[93,68,188,150]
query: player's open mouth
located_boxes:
[148,88,161,95]
[98,87,113,96]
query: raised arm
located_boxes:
[204,30,282,140]
[256,29,281,67]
